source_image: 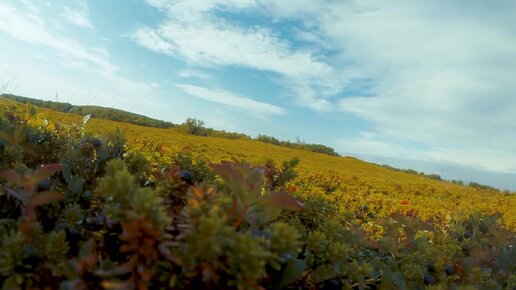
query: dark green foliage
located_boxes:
[468,181,500,191]
[450,179,465,185]
[210,130,251,140]
[256,134,340,156]
[255,134,281,145]
[181,117,251,139]
[1,94,175,129]
[125,151,153,186]
[264,157,299,191]
[182,117,212,136]
[172,151,218,185]
[428,173,441,180]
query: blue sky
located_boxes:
[1,0,515,190]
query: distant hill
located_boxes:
[0,94,176,129]
[1,96,514,228]
[0,94,340,157]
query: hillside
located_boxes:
[0,97,473,181]
[1,96,514,225]
[0,94,176,129]
[0,94,340,156]
[0,96,514,289]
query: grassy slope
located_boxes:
[45,102,431,183]
[0,93,175,128]
[2,98,515,227]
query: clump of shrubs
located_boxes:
[0,104,514,289]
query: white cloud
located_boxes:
[259,0,516,174]
[176,84,285,116]
[178,69,211,80]
[338,132,516,174]
[133,0,345,111]
[0,1,154,95]
[337,136,427,161]
[3,0,515,179]
[62,6,93,29]
[134,0,516,174]
[0,2,113,73]
[0,0,160,120]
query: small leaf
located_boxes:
[259,191,304,210]
[0,169,21,185]
[13,125,28,145]
[2,275,22,289]
[277,259,306,288]
[0,131,14,143]
[33,164,63,183]
[462,257,475,275]
[260,206,282,224]
[61,159,73,183]
[68,176,86,194]
[96,146,109,161]
[211,162,248,202]
[243,167,264,197]
[61,262,78,280]
[380,271,407,290]
[4,187,29,204]
[79,239,96,258]
[31,191,63,207]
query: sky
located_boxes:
[0,0,515,190]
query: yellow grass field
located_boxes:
[1,97,515,229]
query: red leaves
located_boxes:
[31,191,64,207]
[0,163,63,193]
[259,191,304,210]
[211,161,264,202]
[0,169,21,184]
[287,185,297,193]
[116,219,163,290]
[0,163,63,230]
[33,164,63,184]
[211,160,304,228]
[401,200,410,205]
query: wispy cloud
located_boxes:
[0,1,154,95]
[2,0,516,181]
[133,0,344,111]
[62,6,93,29]
[246,0,516,174]
[178,69,211,80]
[0,2,112,73]
[176,84,285,116]
[0,0,161,123]
[135,0,516,174]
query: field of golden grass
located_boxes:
[1,97,514,229]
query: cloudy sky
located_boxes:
[1,0,515,189]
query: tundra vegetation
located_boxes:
[0,97,514,289]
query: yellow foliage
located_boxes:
[1,98,514,230]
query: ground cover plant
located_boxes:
[0,99,515,289]
[0,95,339,157]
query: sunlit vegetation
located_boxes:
[1,94,176,129]
[1,95,341,157]
[0,97,515,289]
